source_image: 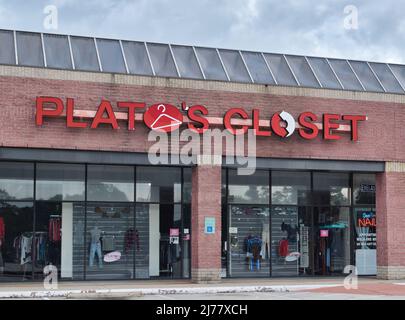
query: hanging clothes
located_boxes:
[0,217,5,242]
[278,239,289,257]
[124,228,140,253]
[49,218,61,242]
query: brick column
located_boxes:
[191,156,222,283]
[376,162,405,279]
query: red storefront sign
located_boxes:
[35,97,367,141]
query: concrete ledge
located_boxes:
[0,284,342,299]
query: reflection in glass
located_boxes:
[313,172,350,206]
[353,174,376,205]
[136,167,181,203]
[228,169,269,204]
[241,51,275,84]
[0,162,34,200]
[218,49,251,82]
[16,32,44,67]
[0,30,16,64]
[271,171,311,205]
[36,163,85,201]
[171,45,203,79]
[285,55,320,87]
[307,57,342,89]
[122,41,153,75]
[96,38,126,73]
[146,43,178,77]
[87,165,134,202]
[369,62,404,94]
[70,36,100,71]
[43,34,72,69]
[195,47,228,81]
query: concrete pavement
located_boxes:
[0,277,404,299]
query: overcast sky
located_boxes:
[0,0,404,64]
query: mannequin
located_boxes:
[89,226,103,268]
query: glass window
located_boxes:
[96,38,126,73]
[353,208,376,275]
[43,34,72,69]
[313,172,350,206]
[241,51,275,84]
[271,171,311,205]
[228,169,269,204]
[218,49,251,82]
[0,30,16,64]
[136,167,181,203]
[34,202,85,280]
[171,45,203,79]
[122,41,153,75]
[285,55,320,87]
[36,163,85,201]
[195,47,228,81]
[228,205,270,277]
[16,32,44,67]
[0,162,34,200]
[349,61,384,92]
[353,174,376,205]
[146,43,178,77]
[389,64,405,90]
[87,165,134,202]
[183,168,192,203]
[271,206,303,276]
[263,53,297,86]
[0,202,34,281]
[313,207,350,275]
[369,63,404,94]
[328,59,363,91]
[307,57,342,89]
[85,203,134,280]
[70,36,100,71]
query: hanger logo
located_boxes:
[143,103,183,132]
[271,111,296,137]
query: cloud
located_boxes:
[0,0,403,63]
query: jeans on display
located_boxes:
[89,242,103,268]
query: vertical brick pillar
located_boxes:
[376,162,405,279]
[191,156,222,283]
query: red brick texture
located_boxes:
[376,171,405,279]
[0,75,404,162]
[191,164,222,282]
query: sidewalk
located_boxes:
[1,277,404,299]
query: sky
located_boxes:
[0,0,404,64]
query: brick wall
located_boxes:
[0,73,404,162]
[191,163,222,282]
[376,162,405,279]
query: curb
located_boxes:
[0,284,342,299]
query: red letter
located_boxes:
[66,98,87,128]
[323,114,341,140]
[117,101,145,130]
[91,100,119,129]
[187,105,209,134]
[36,96,64,126]
[252,109,271,136]
[298,112,319,139]
[223,108,249,135]
[343,115,366,141]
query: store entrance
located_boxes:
[313,207,351,275]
